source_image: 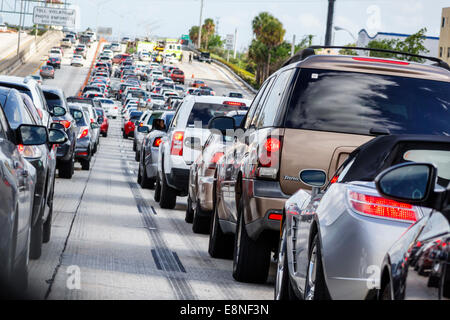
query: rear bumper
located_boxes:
[166,168,190,196]
[56,141,72,161]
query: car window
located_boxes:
[187,103,245,129]
[1,92,33,129]
[243,80,269,129]
[254,69,294,128]
[0,95,7,138]
[250,77,275,128]
[285,69,450,136]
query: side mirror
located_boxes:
[50,122,65,130]
[137,125,150,133]
[48,128,68,145]
[98,117,104,124]
[299,169,327,197]
[90,122,100,129]
[16,124,48,145]
[208,116,235,136]
[49,106,66,117]
[375,162,450,221]
[71,110,83,120]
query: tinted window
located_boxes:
[285,69,450,136]
[187,103,245,128]
[233,114,245,126]
[251,77,275,127]
[255,69,293,128]
[243,80,269,129]
[130,112,143,121]
[43,91,62,111]
[1,92,32,129]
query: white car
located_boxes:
[95,98,118,118]
[49,49,63,59]
[156,95,251,209]
[102,49,114,59]
[71,55,84,67]
[0,23,8,32]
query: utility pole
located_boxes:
[233,28,237,59]
[17,0,24,56]
[197,0,204,49]
[324,0,335,46]
[291,34,296,57]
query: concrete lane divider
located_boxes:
[78,38,105,97]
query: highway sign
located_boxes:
[226,34,234,50]
[33,6,76,27]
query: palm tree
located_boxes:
[202,18,215,49]
[248,39,268,85]
[189,26,199,47]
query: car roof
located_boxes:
[283,54,450,82]
[341,135,450,183]
[188,95,251,105]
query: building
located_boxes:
[357,29,439,58]
[438,7,450,63]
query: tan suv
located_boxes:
[207,47,450,283]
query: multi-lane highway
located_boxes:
[10,42,273,300]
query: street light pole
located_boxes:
[334,26,357,43]
[197,0,204,49]
[17,0,24,56]
[324,0,335,45]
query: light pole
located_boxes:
[197,0,204,49]
[334,26,357,44]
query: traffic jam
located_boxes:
[0,2,449,309]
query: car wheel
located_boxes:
[135,149,140,162]
[59,158,74,179]
[159,172,177,209]
[93,143,98,154]
[13,222,30,293]
[275,219,298,300]
[304,234,330,300]
[43,202,53,243]
[81,159,90,170]
[232,196,271,283]
[123,131,127,139]
[137,165,142,184]
[192,203,210,234]
[29,217,43,260]
[185,195,194,223]
[140,164,154,189]
[133,140,137,152]
[380,280,393,300]
[154,175,161,202]
[208,193,234,259]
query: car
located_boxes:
[272,135,449,300]
[155,96,251,210]
[162,90,179,102]
[69,104,97,170]
[74,45,87,59]
[84,91,105,99]
[42,85,78,179]
[195,87,215,96]
[192,80,206,88]
[60,38,72,48]
[112,53,130,64]
[49,48,62,59]
[165,96,183,110]
[79,34,92,48]
[95,98,117,118]
[95,107,109,137]
[28,74,43,84]
[0,23,8,32]
[375,150,450,300]
[209,47,450,285]
[133,110,165,159]
[47,57,61,69]
[123,110,143,139]
[65,33,76,44]
[71,55,84,67]
[227,92,244,98]
[110,43,121,52]
[186,88,196,95]
[0,87,67,262]
[186,110,248,233]
[198,51,212,63]
[39,65,55,79]
[147,94,165,110]
[171,69,185,84]
[0,93,65,293]
[138,111,176,190]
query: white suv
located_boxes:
[155,95,251,209]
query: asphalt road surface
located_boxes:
[18,45,273,300]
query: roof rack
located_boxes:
[282,45,450,71]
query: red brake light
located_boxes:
[153,137,162,147]
[352,57,410,65]
[170,131,184,156]
[208,152,224,169]
[256,137,282,179]
[348,191,417,222]
[17,144,24,153]
[57,120,71,129]
[264,138,281,153]
[330,175,339,184]
[268,213,283,221]
[223,101,246,107]
[79,128,89,139]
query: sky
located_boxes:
[1,0,448,52]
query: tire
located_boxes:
[185,195,194,223]
[11,212,29,293]
[159,172,177,209]
[102,132,108,137]
[140,164,154,189]
[133,140,137,152]
[192,203,210,234]
[137,165,142,185]
[59,158,74,179]
[93,142,98,154]
[380,280,392,300]
[154,175,161,202]
[43,202,53,243]
[232,196,271,283]
[304,235,330,300]
[208,195,234,259]
[275,220,298,300]
[123,131,127,139]
[29,218,43,260]
[81,159,90,170]
[135,149,140,162]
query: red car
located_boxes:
[192,79,206,88]
[95,108,109,137]
[123,110,143,139]
[170,69,185,84]
[112,53,131,64]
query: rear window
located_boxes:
[130,112,143,120]
[187,103,244,128]
[43,91,63,110]
[70,108,87,126]
[285,69,450,136]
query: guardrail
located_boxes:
[0,30,62,75]
[77,39,105,96]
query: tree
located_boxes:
[189,26,199,47]
[201,18,215,50]
[208,34,223,49]
[339,43,358,56]
[248,39,268,86]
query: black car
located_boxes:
[376,137,450,300]
[47,57,61,69]
[0,86,67,261]
[42,86,78,179]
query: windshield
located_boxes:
[285,69,450,136]
[187,103,244,128]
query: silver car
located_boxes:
[133,109,165,161]
[275,135,432,300]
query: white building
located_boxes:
[357,29,439,58]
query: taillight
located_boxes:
[208,152,224,169]
[56,120,71,129]
[256,137,282,180]
[17,144,42,158]
[348,190,418,223]
[170,131,184,156]
[223,101,246,107]
[330,175,339,184]
[153,137,162,147]
[78,128,89,139]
